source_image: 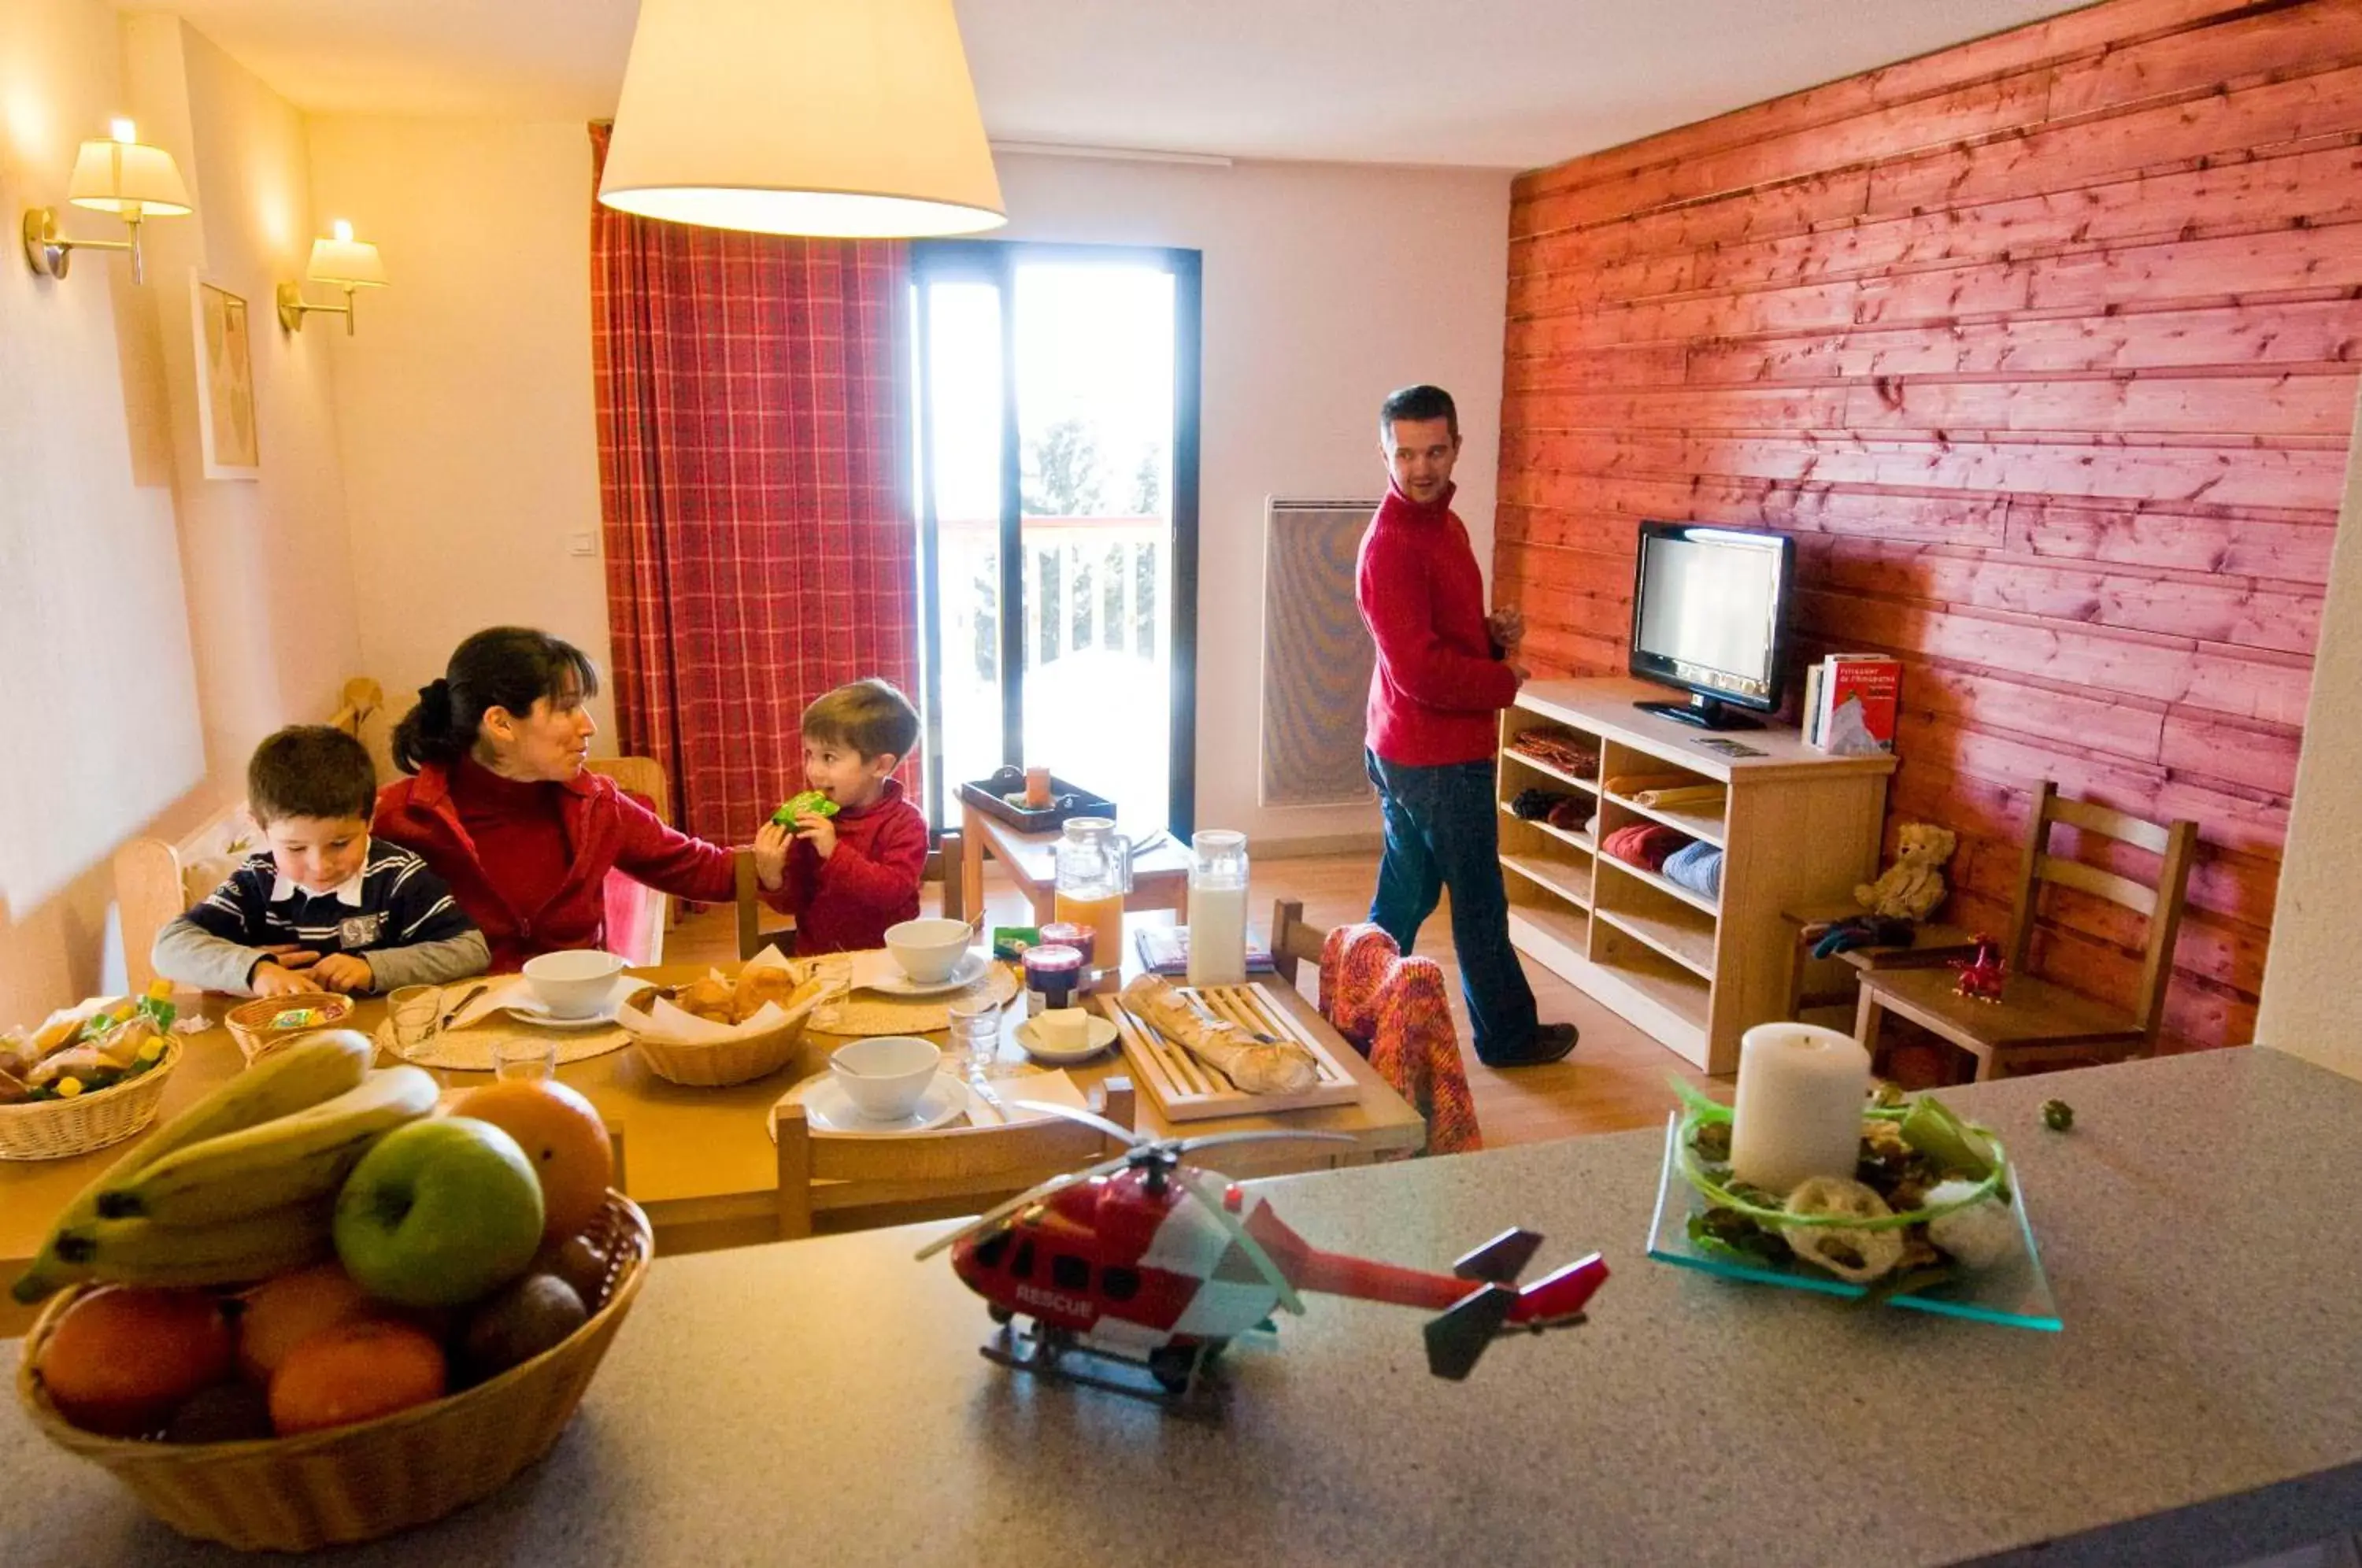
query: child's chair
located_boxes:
[1314,920,1483,1158]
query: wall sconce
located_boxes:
[276,220,388,335]
[22,120,193,285]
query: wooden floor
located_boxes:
[666,851,1721,1148]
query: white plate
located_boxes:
[768,1071,971,1140]
[859,951,990,997]
[1016,1013,1118,1065]
[495,1000,624,1030]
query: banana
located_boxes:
[49,1200,338,1289]
[11,1029,374,1304]
[95,1065,439,1226]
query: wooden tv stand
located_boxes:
[1497,678,1895,1074]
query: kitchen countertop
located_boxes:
[6,1046,2360,1566]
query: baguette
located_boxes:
[1119,974,1318,1095]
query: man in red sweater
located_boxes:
[1357,385,1577,1068]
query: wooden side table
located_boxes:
[1779,903,1975,1020]
[957,803,1194,926]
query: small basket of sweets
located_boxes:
[0,988,184,1160]
[224,993,356,1064]
[1649,1048,2060,1330]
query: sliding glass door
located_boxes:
[910,242,1201,838]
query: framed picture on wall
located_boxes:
[191,277,260,479]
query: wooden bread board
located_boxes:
[1096,983,1361,1122]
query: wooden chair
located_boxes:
[1269,898,1329,989]
[735,829,966,961]
[776,1078,1135,1239]
[586,756,675,966]
[116,678,382,993]
[1853,782,2197,1082]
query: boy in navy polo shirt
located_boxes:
[154,726,488,997]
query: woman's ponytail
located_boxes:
[391,677,463,773]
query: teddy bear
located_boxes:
[1853,822,1957,923]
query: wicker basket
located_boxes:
[17,1191,653,1551]
[224,993,357,1064]
[622,983,814,1087]
[0,1040,181,1161]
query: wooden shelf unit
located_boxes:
[1498,678,1894,1074]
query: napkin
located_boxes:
[983,1070,1088,1125]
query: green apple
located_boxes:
[333,1118,544,1308]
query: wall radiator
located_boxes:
[1259,498,1379,808]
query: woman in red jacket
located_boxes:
[374,626,753,971]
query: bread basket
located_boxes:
[620,981,832,1087]
[17,1190,653,1551]
[0,1039,182,1161]
[224,993,357,1064]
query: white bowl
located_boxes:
[829,1035,942,1121]
[885,919,974,985]
[521,949,628,1019]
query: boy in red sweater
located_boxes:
[752,679,931,954]
[1357,384,1577,1068]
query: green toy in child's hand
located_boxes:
[772,790,841,825]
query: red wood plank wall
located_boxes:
[1498,0,2362,1049]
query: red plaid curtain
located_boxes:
[588,122,918,846]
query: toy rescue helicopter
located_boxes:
[914,1103,1608,1406]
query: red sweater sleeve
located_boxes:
[1359,527,1520,712]
[608,793,739,904]
[817,804,930,912]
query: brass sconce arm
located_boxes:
[277,282,360,335]
[23,207,154,284]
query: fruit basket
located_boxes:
[0,1039,182,1161]
[224,993,356,1064]
[15,1189,653,1551]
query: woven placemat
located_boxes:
[376,980,633,1073]
[804,956,1020,1037]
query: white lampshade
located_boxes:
[598,0,1005,239]
[67,137,191,216]
[305,235,388,289]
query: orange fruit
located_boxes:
[39,1286,235,1437]
[235,1263,378,1384]
[446,1079,613,1244]
[268,1319,446,1434]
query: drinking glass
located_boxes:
[387,986,442,1057]
[947,994,1006,1081]
[494,1036,559,1082]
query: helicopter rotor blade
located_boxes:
[912,1150,1136,1261]
[1175,1167,1307,1318]
[1168,1129,1358,1159]
[1000,1100,1145,1147]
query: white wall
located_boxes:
[2254,383,2362,1071]
[989,153,1513,847]
[0,5,355,1015]
[305,120,613,753]
[304,136,1512,845]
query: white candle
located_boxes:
[1727,1023,1871,1195]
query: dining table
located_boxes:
[0,934,1423,1331]
[6,1045,2360,1566]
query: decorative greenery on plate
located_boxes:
[1669,1078,2020,1287]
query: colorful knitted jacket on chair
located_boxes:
[1318,923,1483,1157]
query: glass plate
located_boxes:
[1646,1114,2062,1332]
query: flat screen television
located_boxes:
[1627,521,1796,730]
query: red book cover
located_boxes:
[1817,657,1901,756]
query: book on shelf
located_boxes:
[1134,926,1277,978]
[1809,654,1901,756]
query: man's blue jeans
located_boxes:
[1364,749,1540,1063]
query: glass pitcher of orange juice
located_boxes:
[1052,817,1131,986]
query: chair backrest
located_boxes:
[776,1078,1135,1239]
[2006,781,2197,1037]
[587,756,672,966]
[1268,898,1328,987]
[116,679,382,993]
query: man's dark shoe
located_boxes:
[1478,1022,1578,1069]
